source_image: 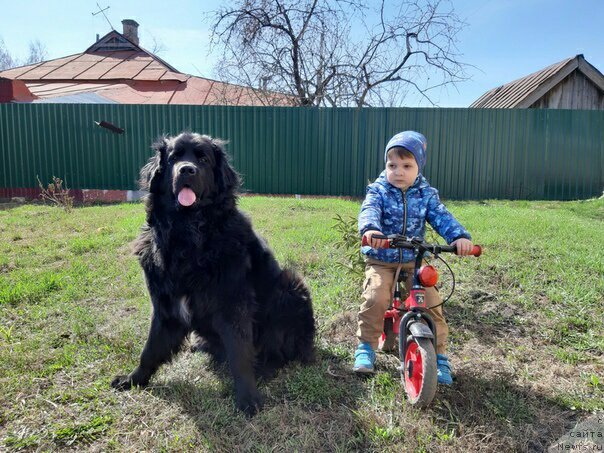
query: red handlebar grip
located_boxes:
[471,245,482,257]
[361,235,390,248]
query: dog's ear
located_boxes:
[140,136,169,193]
[211,139,240,194]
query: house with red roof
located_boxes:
[0,19,291,105]
[0,19,294,202]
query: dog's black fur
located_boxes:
[111,132,315,416]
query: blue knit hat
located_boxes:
[384,131,427,169]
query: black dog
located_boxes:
[111,132,315,416]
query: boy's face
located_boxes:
[386,150,419,190]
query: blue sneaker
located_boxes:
[437,354,453,385]
[353,342,376,374]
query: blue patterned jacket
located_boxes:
[358,171,471,263]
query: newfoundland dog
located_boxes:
[111,132,315,416]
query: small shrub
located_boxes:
[37,175,74,212]
[587,373,602,390]
[0,324,14,342]
[333,214,364,278]
[332,215,441,280]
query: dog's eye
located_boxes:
[199,156,209,164]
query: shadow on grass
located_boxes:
[431,369,578,452]
[148,347,370,451]
[132,343,581,451]
[446,293,532,348]
[321,306,583,451]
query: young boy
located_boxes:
[354,131,474,384]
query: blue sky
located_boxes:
[1,0,603,107]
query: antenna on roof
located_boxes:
[92,2,114,31]
[191,64,204,77]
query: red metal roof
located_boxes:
[1,51,186,83]
[18,78,291,105]
[0,29,292,106]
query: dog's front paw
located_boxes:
[236,390,264,417]
[111,374,134,391]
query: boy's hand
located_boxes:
[451,238,473,256]
[363,230,388,249]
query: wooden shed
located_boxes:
[470,54,604,109]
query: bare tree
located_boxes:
[146,33,167,55]
[24,39,48,65]
[208,0,469,107]
[0,38,48,70]
[0,38,16,70]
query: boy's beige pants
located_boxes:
[357,258,449,355]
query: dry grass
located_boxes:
[0,197,602,452]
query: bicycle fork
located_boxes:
[399,287,438,366]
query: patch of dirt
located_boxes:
[0,202,23,211]
[416,319,589,451]
[319,283,599,450]
[0,262,17,273]
[321,311,357,348]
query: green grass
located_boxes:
[0,196,603,451]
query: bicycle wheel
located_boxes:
[379,317,397,352]
[402,336,437,407]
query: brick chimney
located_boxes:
[0,78,38,103]
[122,19,139,45]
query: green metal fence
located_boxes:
[0,104,602,200]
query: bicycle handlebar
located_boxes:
[362,234,482,257]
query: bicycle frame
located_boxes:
[397,246,438,361]
[362,233,481,406]
[366,234,481,353]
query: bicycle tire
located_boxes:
[402,335,437,407]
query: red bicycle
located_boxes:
[362,234,482,407]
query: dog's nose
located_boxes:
[179,165,197,175]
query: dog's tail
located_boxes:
[256,268,316,372]
[280,269,316,362]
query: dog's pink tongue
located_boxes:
[177,188,196,207]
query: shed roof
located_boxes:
[470,55,604,108]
